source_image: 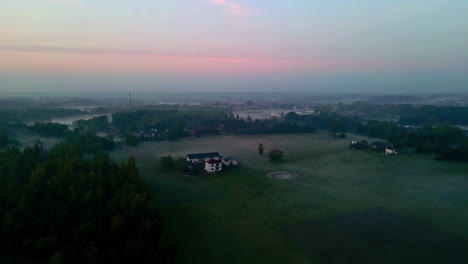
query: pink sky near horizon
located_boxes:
[1,49,388,74]
[1,0,466,77]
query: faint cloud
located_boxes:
[205,0,249,16]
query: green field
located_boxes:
[111,133,468,264]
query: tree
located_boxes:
[175,158,188,173]
[125,133,139,146]
[329,117,343,136]
[160,156,175,171]
[50,252,64,264]
[0,129,8,147]
[258,143,264,155]
[31,122,69,137]
[268,149,284,162]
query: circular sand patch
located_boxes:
[267,171,298,180]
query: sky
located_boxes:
[1,0,467,94]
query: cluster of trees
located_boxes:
[125,133,140,146]
[113,110,227,139]
[345,102,468,125]
[0,107,84,124]
[113,107,468,162]
[112,109,353,143]
[279,111,468,162]
[0,125,11,147]
[355,121,468,161]
[30,122,69,137]
[113,109,323,142]
[62,130,115,154]
[74,116,110,133]
[160,156,194,174]
[27,121,114,153]
[258,143,284,162]
[268,149,284,162]
[0,144,170,263]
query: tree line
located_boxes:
[0,143,170,263]
[0,107,84,124]
[344,101,468,125]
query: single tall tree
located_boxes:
[258,143,264,155]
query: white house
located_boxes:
[205,159,222,173]
[221,156,238,166]
[186,152,221,163]
[385,146,398,155]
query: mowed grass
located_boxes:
[111,133,468,264]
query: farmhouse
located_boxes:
[185,152,239,173]
[186,152,221,163]
[221,156,239,166]
[205,159,222,173]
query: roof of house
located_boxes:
[206,159,222,164]
[186,152,220,159]
[222,156,232,162]
[371,141,387,147]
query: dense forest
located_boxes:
[345,102,468,125]
[0,142,170,263]
[30,122,70,137]
[112,109,318,140]
[0,125,11,148]
[112,109,229,140]
[0,107,84,124]
[74,116,110,133]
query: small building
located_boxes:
[221,156,238,166]
[385,145,398,155]
[205,159,222,173]
[186,152,221,163]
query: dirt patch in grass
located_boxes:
[267,171,298,180]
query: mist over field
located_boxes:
[2,0,468,263]
[1,71,468,97]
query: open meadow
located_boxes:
[111,133,468,264]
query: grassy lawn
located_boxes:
[111,133,468,264]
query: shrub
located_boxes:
[268,149,284,162]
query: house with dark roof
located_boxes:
[370,141,387,152]
[221,156,238,166]
[186,152,221,163]
[186,152,240,173]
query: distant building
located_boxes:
[221,156,238,166]
[205,159,222,173]
[385,145,398,155]
[186,152,240,173]
[186,152,221,163]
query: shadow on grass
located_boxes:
[287,208,468,264]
